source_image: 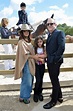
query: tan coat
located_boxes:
[14,39,35,80]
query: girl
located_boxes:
[33,36,47,102]
[14,24,40,104]
[16,2,30,26]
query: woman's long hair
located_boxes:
[19,30,31,42]
[34,36,45,54]
[1,18,9,27]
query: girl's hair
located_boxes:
[1,18,9,27]
[34,36,44,54]
[19,30,31,42]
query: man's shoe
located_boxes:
[50,94,63,103]
[33,95,38,102]
[58,98,63,103]
[43,101,56,109]
[39,94,43,101]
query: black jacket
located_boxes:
[16,10,29,25]
[46,29,65,64]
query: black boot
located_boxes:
[33,94,38,102]
[39,94,43,101]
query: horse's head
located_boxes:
[31,20,47,38]
[31,14,54,38]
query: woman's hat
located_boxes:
[21,24,33,32]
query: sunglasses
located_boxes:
[47,23,55,26]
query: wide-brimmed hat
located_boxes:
[21,24,33,32]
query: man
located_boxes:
[43,18,65,109]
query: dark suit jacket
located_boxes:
[46,29,65,64]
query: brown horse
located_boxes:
[10,27,17,39]
[10,14,54,39]
[9,27,18,50]
[31,14,54,38]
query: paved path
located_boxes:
[0,87,73,111]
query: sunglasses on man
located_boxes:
[47,23,55,26]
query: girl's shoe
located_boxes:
[33,95,38,102]
[39,94,43,101]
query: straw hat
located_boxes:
[21,24,33,32]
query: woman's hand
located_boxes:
[33,54,40,60]
[37,54,47,58]
[28,54,40,60]
[29,53,47,61]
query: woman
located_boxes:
[0,18,17,70]
[14,24,41,104]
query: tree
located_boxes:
[57,23,73,35]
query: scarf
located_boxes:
[14,39,35,80]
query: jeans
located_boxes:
[20,61,33,99]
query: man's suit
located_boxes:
[46,29,65,103]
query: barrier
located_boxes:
[0,38,73,91]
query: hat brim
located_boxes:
[19,29,33,32]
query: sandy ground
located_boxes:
[0,87,73,111]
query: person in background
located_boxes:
[0,18,17,70]
[66,35,73,42]
[14,24,42,104]
[43,18,65,109]
[16,2,30,26]
[33,36,47,102]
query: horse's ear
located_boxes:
[51,14,54,18]
[43,18,48,24]
[43,14,54,24]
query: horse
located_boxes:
[9,27,18,50]
[31,14,54,38]
[10,14,54,40]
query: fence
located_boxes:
[0,38,73,91]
